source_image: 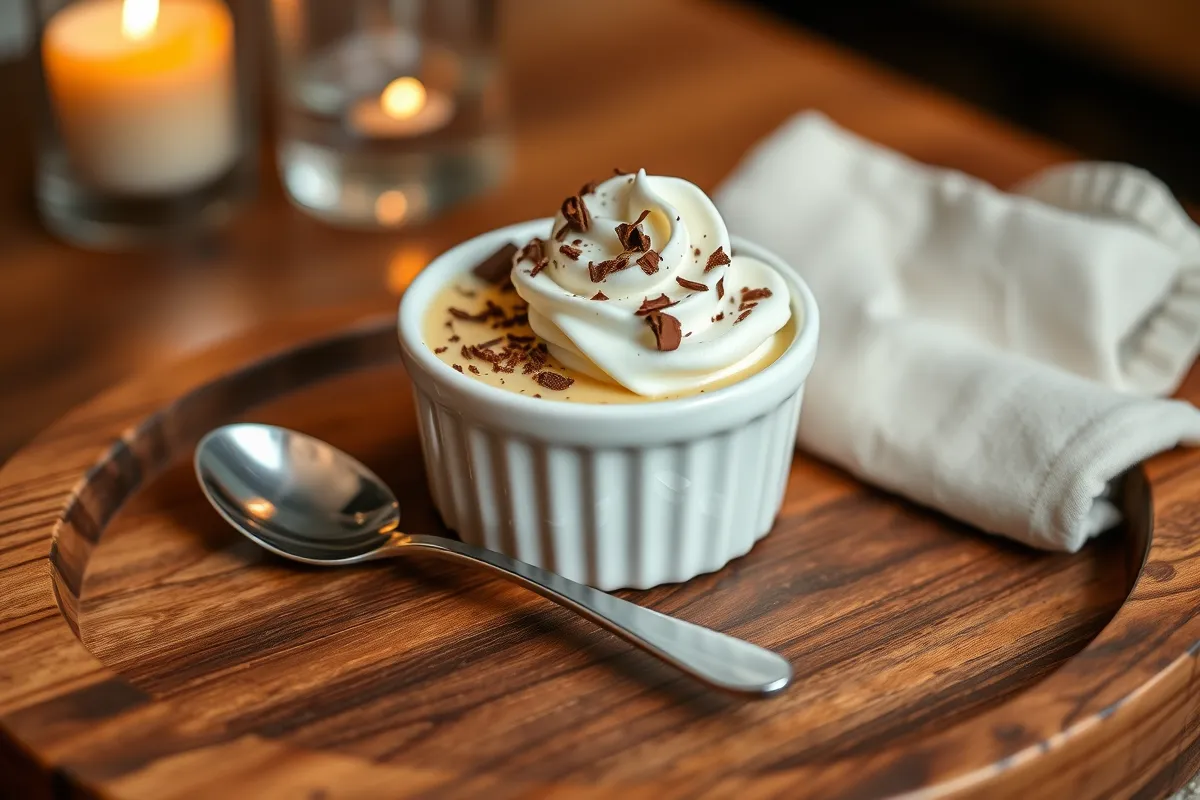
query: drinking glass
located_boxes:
[270,0,509,229]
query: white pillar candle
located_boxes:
[42,0,237,196]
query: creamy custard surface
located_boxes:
[422,275,795,403]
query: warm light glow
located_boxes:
[386,246,431,294]
[380,77,427,120]
[245,498,276,520]
[121,0,159,40]
[271,0,302,51]
[375,190,409,226]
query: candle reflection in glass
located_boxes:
[270,0,509,229]
[350,77,455,139]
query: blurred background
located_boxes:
[756,0,1199,200]
[0,0,1196,465]
[3,0,1195,199]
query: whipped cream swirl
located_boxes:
[511,170,791,396]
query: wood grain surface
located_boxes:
[0,312,1170,800]
[3,0,1199,798]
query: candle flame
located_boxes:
[122,0,159,41]
[381,77,427,120]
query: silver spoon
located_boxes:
[194,423,792,697]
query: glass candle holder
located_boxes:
[30,0,258,250]
[269,0,510,229]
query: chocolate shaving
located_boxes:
[560,194,591,234]
[519,238,549,277]
[519,237,545,264]
[589,255,630,283]
[449,301,505,323]
[636,250,661,275]
[453,364,463,373]
[522,347,548,374]
[738,301,759,312]
[734,309,753,324]
[676,276,708,292]
[705,246,731,272]
[479,337,503,348]
[716,277,725,300]
[693,247,701,257]
[449,335,461,343]
[491,311,529,329]
[507,333,536,343]
[635,293,679,316]
[741,287,774,303]
[615,209,652,252]
[461,344,473,360]
[434,346,448,354]
[554,224,570,242]
[646,311,682,351]
[535,371,575,391]
[559,244,582,261]
[471,242,519,284]
[471,346,504,364]
[579,180,598,195]
[712,312,725,322]
[468,365,480,374]
[592,291,609,301]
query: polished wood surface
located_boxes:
[5,0,1196,797]
[0,314,1168,799]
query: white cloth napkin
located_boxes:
[716,112,1200,551]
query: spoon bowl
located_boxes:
[197,423,399,563]
[195,423,792,697]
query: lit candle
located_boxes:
[42,0,237,195]
[349,77,455,139]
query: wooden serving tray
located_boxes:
[2,311,1200,799]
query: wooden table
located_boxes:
[13,1,1193,798]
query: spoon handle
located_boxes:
[382,534,791,697]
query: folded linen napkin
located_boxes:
[716,112,1200,551]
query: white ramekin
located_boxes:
[397,219,819,590]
